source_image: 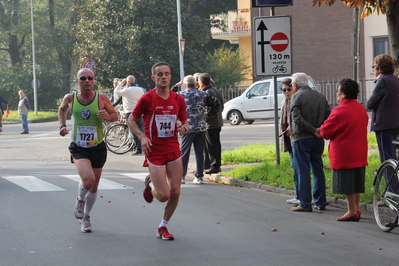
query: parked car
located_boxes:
[222,76,317,125]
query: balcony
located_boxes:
[210,9,251,41]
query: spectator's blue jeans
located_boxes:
[289,151,299,199]
[293,137,326,209]
[20,114,29,133]
[375,129,399,194]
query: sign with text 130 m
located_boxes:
[254,16,292,76]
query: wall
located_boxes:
[363,12,388,98]
[268,0,365,82]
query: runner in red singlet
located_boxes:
[128,62,189,240]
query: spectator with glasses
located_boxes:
[367,54,399,194]
[279,78,298,204]
[58,68,118,233]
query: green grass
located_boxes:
[221,133,380,204]
[3,110,58,122]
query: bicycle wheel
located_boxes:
[105,124,134,155]
[373,159,399,232]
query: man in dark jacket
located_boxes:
[0,95,8,132]
[180,75,220,183]
[0,95,8,115]
[198,73,224,174]
[290,72,331,212]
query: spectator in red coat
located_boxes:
[319,78,368,221]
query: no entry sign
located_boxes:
[254,16,292,76]
[270,32,289,52]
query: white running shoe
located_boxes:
[193,177,204,184]
[81,215,92,233]
[286,198,300,204]
[74,197,85,219]
[181,178,186,184]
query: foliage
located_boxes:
[313,0,399,70]
[204,44,250,86]
[313,0,389,18]
[73,0,236,90]
[0,65,31,109]
[0,0,80,110]
[221,137,381,204]
[0,0,238,109]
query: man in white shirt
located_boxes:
[114,75,146,155]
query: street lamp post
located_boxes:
[30,0,38,115]
[177,0,185,84]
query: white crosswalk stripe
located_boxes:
[1,173,202,192]
[120,173,201,188]
[1,176,65,192]
[61,175,132,190]
[120,173,147,181]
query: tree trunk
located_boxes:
[386,0,399,70]
[49,0,54,27]
[8,34,22,66]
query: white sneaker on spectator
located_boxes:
[193,177,204,184]
[286,198,300,204]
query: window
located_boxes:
[250,82,270,96]
[373,37,390,58]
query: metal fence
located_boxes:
[315,79,374,108]
[217,85,248,102]
[217,78,374,108]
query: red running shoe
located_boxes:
[143,175,153,203]
[157,227,175,240]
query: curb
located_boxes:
[206,172,374,215]
[3,116,59,124]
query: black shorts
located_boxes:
[68,141,107,168]
[331,167,365,195]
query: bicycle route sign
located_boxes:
[254,16,292,76]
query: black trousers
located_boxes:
[181,131,206,178]
[204,127,222,170]
[125,113,144,152]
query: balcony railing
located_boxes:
[211,9,251,38]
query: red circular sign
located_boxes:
[83,60,95,70]
[270,32,289,52]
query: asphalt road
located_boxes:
[0,120,397,266]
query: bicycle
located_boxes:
[272,65,287,74]
[373,140,399,232]
[104,122,137,155]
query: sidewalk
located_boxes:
[201,163,375,215]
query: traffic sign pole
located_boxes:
[253,15,292,166]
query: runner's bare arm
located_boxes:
[98,94,118,122]
[58,93,73,136]
[178,120,189,136]
[128,114,152,155]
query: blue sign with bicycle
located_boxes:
[252,0,293,7]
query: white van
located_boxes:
[222,76,317,125]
